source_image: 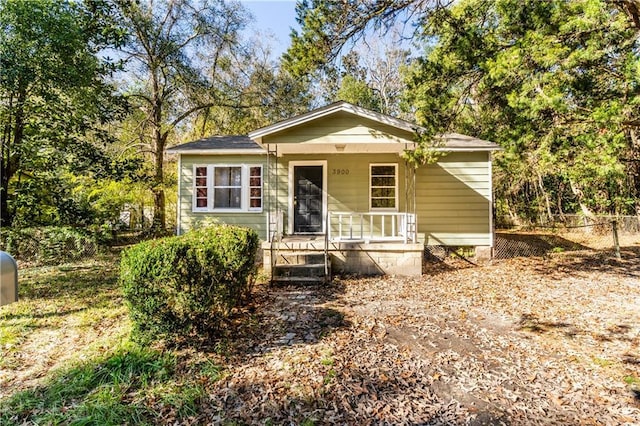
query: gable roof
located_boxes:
[167,102,501,154]
[248,101,419,140]
[166,135,265,154]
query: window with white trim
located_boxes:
[214,166,242,209]
[192,164,262,212]
[195,166,208,209]
[249,166,262,209]
[370,164,397,210]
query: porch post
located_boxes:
[266,143,279,242]
[266,143,271,241]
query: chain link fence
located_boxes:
[0,227,166,266]
[424,215,639,262]
[493,215,639,259]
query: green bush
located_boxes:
[119,225,259,342]
[0,226,104,265]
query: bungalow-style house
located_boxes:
[167,101,500,282]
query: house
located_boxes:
[167,101,500,281]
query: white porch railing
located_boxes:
[268,210,284,242]
[328,211,417,243]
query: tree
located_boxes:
[299,37,410,115]
[362,37,411,117]
[187,39,312,139]
[0,0,124,227]
[114,0,310,232]
[283,0,434,79]
[112,0,249,231]
[404,0,640,220]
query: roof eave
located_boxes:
[167,149,266,155]
[435,146,502,152]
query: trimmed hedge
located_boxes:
[0,226,104,265]
[120,225,259,342]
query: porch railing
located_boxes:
[268,210,284,242]
[328,211,417,243]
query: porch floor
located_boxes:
[271,234,422,244]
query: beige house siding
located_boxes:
[262,111,415,145]
[415,152,492,246]
[178,151,494,246]
[178,154,268,239]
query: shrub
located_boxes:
[120,225,259,342]
[0,226,104,265]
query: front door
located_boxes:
[293,165,323,233]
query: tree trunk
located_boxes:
[1,91,25,227]
[1,117,11,227]
[537,172,553,224]
[150,65,166,233]
[152,186,165,231]
[151,127,167,232]
[556,181,566,222]
[568,177,596,231]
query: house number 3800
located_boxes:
[332,168,349,175]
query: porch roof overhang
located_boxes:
[271,141,417,155]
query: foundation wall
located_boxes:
[263,241,424,277]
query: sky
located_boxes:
[240,0,420,62]
[240,0,299,59]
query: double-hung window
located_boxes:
[370,164,397,210]
[213,166,242,209]
[193,164,262,212]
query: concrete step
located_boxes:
[274,251,325,265]
[273,263,327,278]
[271,276,328,285]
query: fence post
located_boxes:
[611,220,621,260]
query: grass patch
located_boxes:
[0,344,173,425]
[0,256,126,369]
[0,255,224,425]
[592,357,614,368]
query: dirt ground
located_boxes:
[206,244,640,425]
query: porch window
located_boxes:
[370,164,397,210]
[192,164,262,212]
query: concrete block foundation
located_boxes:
[263,241,424,277]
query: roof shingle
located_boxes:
[166,135,263,152]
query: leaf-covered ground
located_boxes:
[208,247,640,424]
[1,245,639,425]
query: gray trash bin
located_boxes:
[1,250,18,306]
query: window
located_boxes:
[214,166,242,209]
[195,166,208,209]
[370,164,397,210]
[192,164,262,212]
[249,166,262,210]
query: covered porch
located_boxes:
[256,122,423,280]
[264,209,423,280]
